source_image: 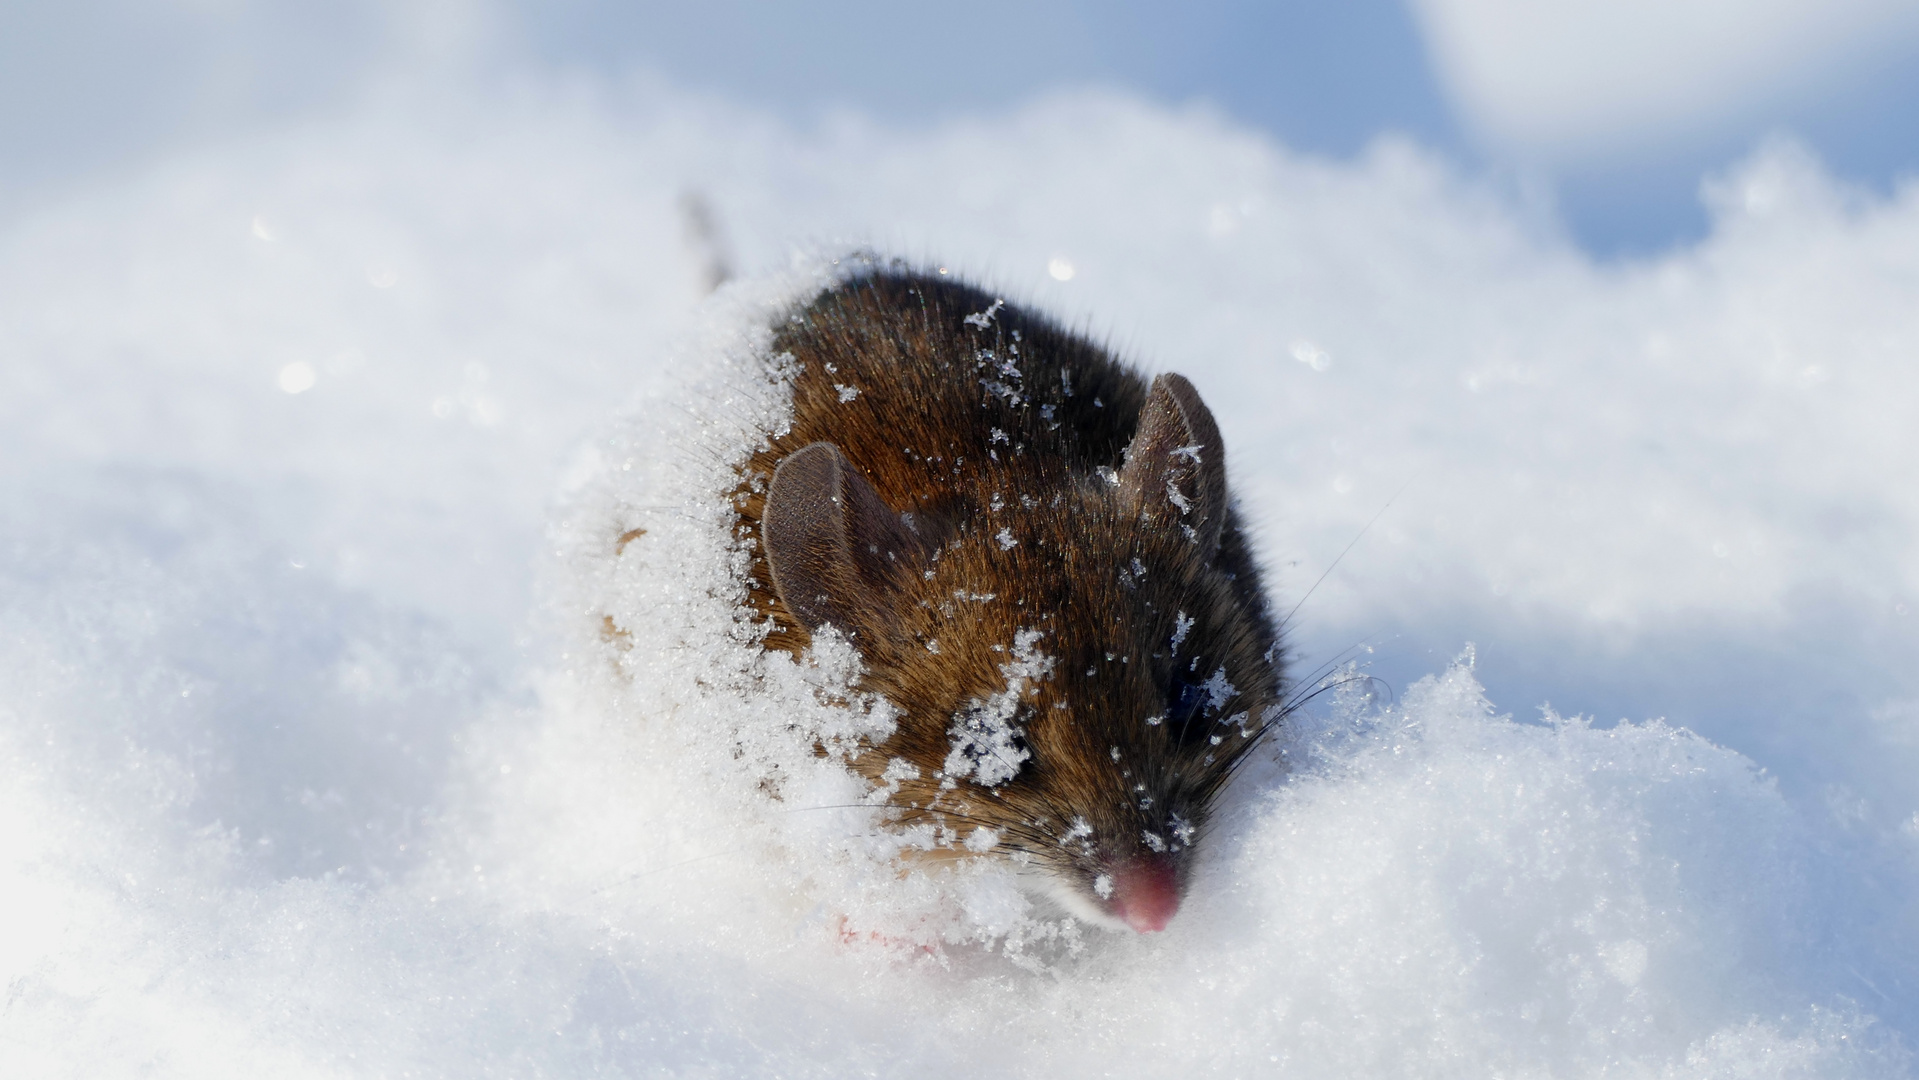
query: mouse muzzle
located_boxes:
[1101,853,1181,933]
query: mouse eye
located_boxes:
[1166,676,1206,731]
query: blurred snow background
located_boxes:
[4,1,1919,1075]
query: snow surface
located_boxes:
[3,76,1919,1075]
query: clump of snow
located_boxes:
[1,72,1916,1076]
[941,629,1052,789]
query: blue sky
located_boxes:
[3,0,1917,254]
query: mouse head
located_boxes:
[761,373,1280,932]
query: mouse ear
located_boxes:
[1117,373,1228,557]
[763,441,925,635]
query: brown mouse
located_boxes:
[732,267,1284,933]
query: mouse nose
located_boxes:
[1108,855,1180,932]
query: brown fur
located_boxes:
[732,268,1283,919]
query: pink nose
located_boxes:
[1109,857,1180,933]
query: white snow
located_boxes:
[1170,610,1194,651]
[940,630,1052,789]
[2,72,1918,1077]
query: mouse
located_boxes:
[729,265,1286,933]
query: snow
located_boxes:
[2,75,1918,1075]
[940,629,1052,789]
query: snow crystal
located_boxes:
[1198,666,1237,714]
[945,691,1031,788]
[963,298,1005,329]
